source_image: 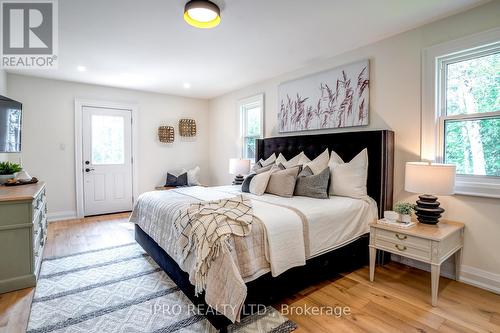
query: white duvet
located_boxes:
[166,186,307,277]
[206,186,378,260]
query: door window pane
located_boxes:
[91,115,125,165]
[444,117,500,176]
[446,52,500,116]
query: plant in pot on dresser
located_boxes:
[0,162,22,184]
[0,182,47,293]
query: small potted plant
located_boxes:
[394,201,415,223]
[0,161,22,184]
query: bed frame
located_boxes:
[135,129,394,332]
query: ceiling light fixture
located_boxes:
[77,65,87,72]
[184,0,220,29]
[183,82,191,89]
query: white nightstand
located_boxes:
[369,219,465,306]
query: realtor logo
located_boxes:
[1,0,58,69]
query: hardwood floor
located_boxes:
[1,213,499,333]
[0,213,133,333]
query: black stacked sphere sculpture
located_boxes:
[414,194,444,225]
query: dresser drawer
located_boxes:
[374,238,431,261]
[33,228,42,257]
[32,197,46,225]
[32,188,46,211]
[375,228,431,250]
[33,212,42,249]
[39,211,47,247]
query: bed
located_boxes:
[132,130,394,332]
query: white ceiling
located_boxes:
[8,0,486,99]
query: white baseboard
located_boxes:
[460,265,500,294]
[47,211,77,222]
[391,254,500,294]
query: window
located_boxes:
[6,109,21,152]
[239,94,264,160]
[422,28,500,198]
[439,48,500,177]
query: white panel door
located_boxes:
[82,106,133,216]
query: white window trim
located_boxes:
[238,93,264,161]
[422,27,500,199]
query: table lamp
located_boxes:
[405,162,456,225]
[229,158,250,185]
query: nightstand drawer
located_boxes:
[374,238,431,261]
[375,228,431,250]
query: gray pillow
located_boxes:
[298,166,313,177]
[241,174,256,192]
[165,172,188,187]
[294,166,330,199]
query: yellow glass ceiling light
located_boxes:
[184,0,221,29]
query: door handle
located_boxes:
[85,168,95,172]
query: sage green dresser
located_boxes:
[0,182,47,293]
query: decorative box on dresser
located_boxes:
[369,219,465,306]
[0,182,47,293]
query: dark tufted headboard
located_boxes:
[256,130,394,217]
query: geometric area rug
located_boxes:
[27,243,297,333]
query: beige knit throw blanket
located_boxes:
[173,195,254,294]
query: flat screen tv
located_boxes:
[0,95,22,153]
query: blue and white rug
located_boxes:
[27,243,297,333]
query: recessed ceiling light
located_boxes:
[183,82,191,89]
[184,0,220,29]
[77,65,87,72]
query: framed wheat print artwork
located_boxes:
[278,60,369,133]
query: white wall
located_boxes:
[207,1,500,291]
[7,74,209,220]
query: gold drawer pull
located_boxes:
[395,244,407,251]
[395,234,407,240]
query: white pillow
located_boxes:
[328,149,368,198]
[169,168,187,177]
[187,166,201,186]
[259,153,276,166]
[275,152,310,168]
[249,170,272,195]
[303,149,329,174]
[252,153,277,173]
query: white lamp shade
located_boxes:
[405,162,456,195]
[229,158,250,175]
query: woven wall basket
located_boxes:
[179,119,196,137]
[158,126,175,143]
